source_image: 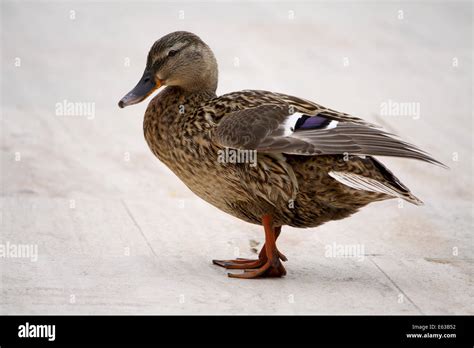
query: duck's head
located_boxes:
[119,31,218,108]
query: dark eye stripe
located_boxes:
[151,58,165,70]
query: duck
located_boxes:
[118,31,444,279]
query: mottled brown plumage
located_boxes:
[119,31,443,278]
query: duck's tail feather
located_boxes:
[329,157,424,206]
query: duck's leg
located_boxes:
[213,214,287,279]
[212,225,286,270]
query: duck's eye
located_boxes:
[168,50,178,57]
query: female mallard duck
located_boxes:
[119,31,443,279]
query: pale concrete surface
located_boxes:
[0,1,472,314]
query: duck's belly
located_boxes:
[163,150,297,226]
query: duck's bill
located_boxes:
[118,71,162,108]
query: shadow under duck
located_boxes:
[119,31,444,279]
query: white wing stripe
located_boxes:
[329,171,402,198]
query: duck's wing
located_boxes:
[210,91,445,167]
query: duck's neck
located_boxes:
[157,86,216,129]
[177,68,218,94]
[143,86,216,164]
[169,86,217,99]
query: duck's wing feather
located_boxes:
[211,91,444,167]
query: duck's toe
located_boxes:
[212,258,264,269]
